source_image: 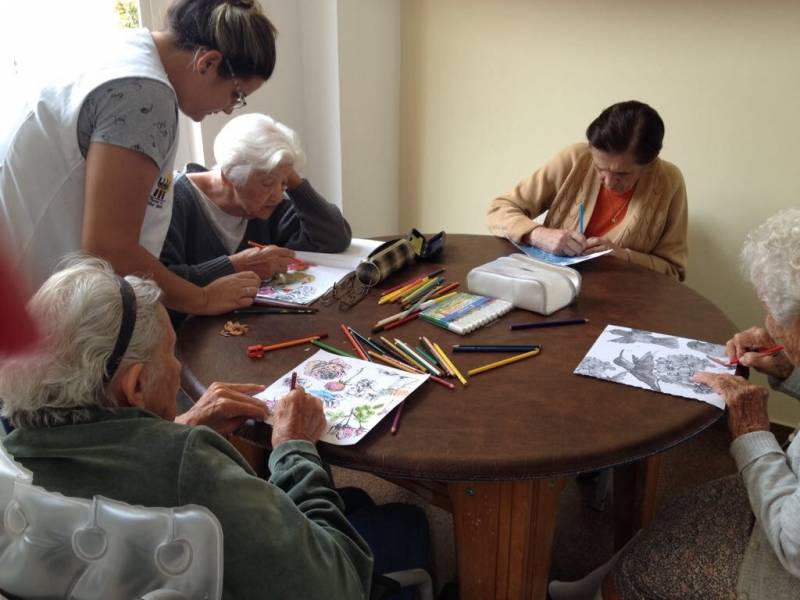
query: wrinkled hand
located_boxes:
[229,245,296,279]
[528,226,587,256]
[583,236,620,255]
[726,326,793,379]
[286,167,304,190]
[199,271,261,315]
[270,386,327,448]
[175,382,268,434]
[692,372,770,439]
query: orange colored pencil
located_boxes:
[258,334,327,352]
[340,323,370,361]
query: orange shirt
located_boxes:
[584,185,637,238]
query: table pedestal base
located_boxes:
[448,478,566,600]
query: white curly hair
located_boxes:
[213,113,306,187]
[0,257,165,429]
[741,208,800,326]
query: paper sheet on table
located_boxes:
[511,240,612,266]
[256,238,383,305]
[255,350,428,445]
[574,324,735,409]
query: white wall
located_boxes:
[399,0,800,425]
[143,0,402,237]
[337,0,402,237]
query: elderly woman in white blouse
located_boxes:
[551,207,800,599]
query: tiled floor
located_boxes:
[333,420,747,596]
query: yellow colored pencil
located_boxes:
[379,277,429,305]
[466,349,541,376]
[433,341,468,386]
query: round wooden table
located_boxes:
[177,234,735,600]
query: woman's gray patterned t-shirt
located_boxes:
[77,77,178,169]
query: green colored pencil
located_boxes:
[312,339,356,358]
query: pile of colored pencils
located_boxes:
[373,269,460,333]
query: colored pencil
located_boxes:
[373,305,418,330]
[380,268,445,297]
[379,277,429,305]
[433,342,468,387]
[429,281,460,299]
[726,344,784,366]
[467,349,541,376]
[370,349,455,390]
[419,291,458,310]
[340,323,370,361]
[381,311,421,332]
[401,284,441,310]
[233,307,317,314]
[368,350,423,374]
[312,339,356,358]
[379,336,410,360]
[420,336,451,376]
[390,402,404,435]
[401,277,444,305]
[578,202,585,234]
[348,327,386,355]
[391,339,429,372]
[396,339,442,376]
[290,372,297,390]
[453,344,542,353]
[257,334,327,352]
[510,318,589,331]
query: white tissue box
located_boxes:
[467,254,581,315]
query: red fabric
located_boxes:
[585,185,636,238]
[0,256,39,355]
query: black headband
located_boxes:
[104,276,137,383]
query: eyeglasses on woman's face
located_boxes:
[225,59,247,110]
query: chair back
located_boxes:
[0,444,223,599]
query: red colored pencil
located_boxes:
[290,372,297,390]
[340,323,370,361]
[382,311,421,332]
[429,281,459,298]
[390,402,404,435]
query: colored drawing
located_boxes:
[574,325,735,409]
[256,350,428,445]
[257,264,351,305]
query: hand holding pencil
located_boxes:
[230,244,296,279]
[725,326,793,378]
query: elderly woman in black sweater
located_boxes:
[160,113,352,288]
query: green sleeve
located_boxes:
[178,430,373,600]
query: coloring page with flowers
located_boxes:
[255,349,429,445]
[574,325,736,409]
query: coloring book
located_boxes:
[255,349,428,445]
[256,238,383,305]
[574,325,735,409]
[511,240,612,267]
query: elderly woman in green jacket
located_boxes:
[0,257,372,600]
[551,207,800,599]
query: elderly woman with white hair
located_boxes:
[160,113,352,287]
[0,257,373,599]
[550,207,800,600]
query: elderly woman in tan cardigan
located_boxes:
[486,101,687,281]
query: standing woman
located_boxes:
[487,101,688,281]
[0,0,276,314]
